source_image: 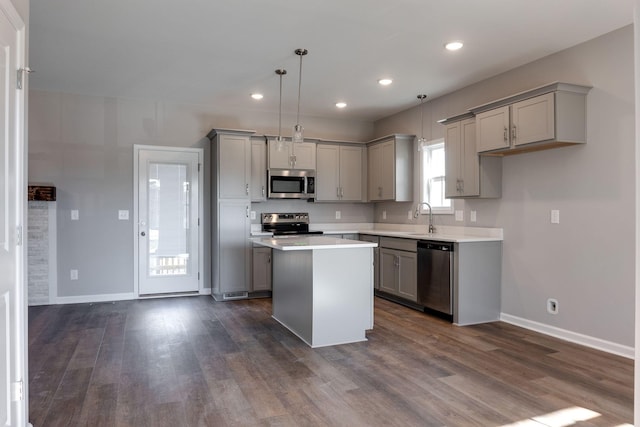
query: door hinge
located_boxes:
[16,225,22,246]
[17,67,33,90]
[11,380,23,401]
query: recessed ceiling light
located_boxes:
[251,93,264,100]
[378,78,393,86]
[335,102,347,109]
[445,41,464,51]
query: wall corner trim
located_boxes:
[500,313,634,359]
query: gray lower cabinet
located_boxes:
[379,237,417,302]
[359,234,379,290]
[252,247,272,291]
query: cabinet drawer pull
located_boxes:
[245,183,249,195]
[503,127,508,141]
[511,126,516,140]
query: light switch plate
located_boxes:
[551,209,560,224]
[71,210,79,220]
[382,210,387,220]
[335,211,341,220]
[70,269,78,280]
[118,210,129,220]
[250,211,256,220]
[470,210,477,222]
[455,210,464,222]
[407,210,412,220]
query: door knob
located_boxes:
[140,231,146,236]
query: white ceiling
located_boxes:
[29,0,634,122]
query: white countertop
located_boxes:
[251,235,378,251]
[251,224,503,243]
[356,229,503,243]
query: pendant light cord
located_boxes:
[296,53,303,125]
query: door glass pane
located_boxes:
[147,162,190,276]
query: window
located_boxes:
[419,139,452,214]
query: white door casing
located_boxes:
[0,0,27,425]
[134,146,203,296]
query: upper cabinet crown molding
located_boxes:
[468,82,591,115]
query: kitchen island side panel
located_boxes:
[272,250,314,345]
[454,241,502,326]
[311,248,374,346]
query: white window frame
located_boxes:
[419,138,453,215]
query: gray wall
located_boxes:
[375,26,635,347]
[28,93,374,298]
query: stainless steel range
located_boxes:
[261,212,324,236]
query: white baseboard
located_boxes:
[54,292,136,305]
[199,288,212,295]
[500,313,634,359]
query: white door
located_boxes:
[0,1,27,426]
[136,147,202,295]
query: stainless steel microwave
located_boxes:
[268,169,315,199]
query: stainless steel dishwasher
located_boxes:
[417,240,454,317]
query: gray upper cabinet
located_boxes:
[268,140,316,170]
[367,135,413,202]
[218,133,251,199]
[472,82,591,155]
[316,144,364,202]
[251,139,267,202]
[443,114,501,199]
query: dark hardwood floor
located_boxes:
[28,296,633,426]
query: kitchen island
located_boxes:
[252,235,377,348]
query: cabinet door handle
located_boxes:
[262,185,265,197]
[511,126,517,140]
[340,187,344,197]
[267,255,271,264]
[503,127,508,141]
[245,183,249,195]
[378,186,382,197]
[337,187,340,198]
[246,206,249,218]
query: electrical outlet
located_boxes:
[455,210,464,222]
[118,210,129,220]
[551,209,560,224]
[70,269,78,281]
[335,211,341,220]
[71,210,79,220]
[250,211,256,220]
[547,298,559,314]
[470,210,477,222]
[407,210,412,220]
[382,210,387,220]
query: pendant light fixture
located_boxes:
[416,94,428,151]
[275,69,287,152]
[292,48,308,143]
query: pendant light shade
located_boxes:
[275,69,287,152]
[292,48,308,143]
[416,94,428,151]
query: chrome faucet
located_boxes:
[415,202,435,234]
